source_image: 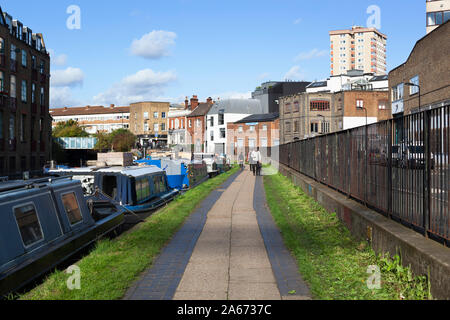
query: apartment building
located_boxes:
[227,113,279,164]
[389,20,450,117]
[0,6,51,178]
[330,26,387,76]
[206,99,263,155]
[168,103,190,151]
[50,105,130,134]
[129,101,170,148]
[426,0,450,34]
[279,90,390,144]
[186,98,214,153]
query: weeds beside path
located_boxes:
[264,172,431,300]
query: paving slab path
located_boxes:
[124,169,311,300]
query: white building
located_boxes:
[167,104,191,151]
[205,99,263,155]
[306,70,388,93]
[50,105,130,134]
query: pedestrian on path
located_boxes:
[238,153,245,170]
[248,150,255,174]
[250,148,262,176]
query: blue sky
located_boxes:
[2,0,426,108]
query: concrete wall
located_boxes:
[279,164,450,300]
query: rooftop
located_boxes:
[50,105,130,117]
[208,99,263,115]
[187,103,213,118]
[234,113,279,124]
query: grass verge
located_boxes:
[21,166,239,300]
[264,172,432,300]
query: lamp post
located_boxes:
[404,82,421,113]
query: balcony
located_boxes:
[10,59,18,73]
[8,139,16,152]
[9,98,17,112]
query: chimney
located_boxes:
[110,104,115,109]
[207,97,213,105]
[190,95,199,110]
[185,96,189,109]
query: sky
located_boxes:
[2,0,427,108]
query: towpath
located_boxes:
[124,169,311,300]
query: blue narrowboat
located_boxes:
[134,158,209,190]
[92,166,179,213]
[0,177,125,297]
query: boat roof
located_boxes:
[49,167,97,173]
[95,165,164,177]
[0,177,76,194]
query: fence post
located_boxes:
[365,124,368,207]
[423,110,431,238]
[387,119,393,219]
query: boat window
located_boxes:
[136,178,150,202]
[153,175,167,194]
[14,204,44,247]
[62,193,83,225]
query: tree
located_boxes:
[94,129,136,152]
[93,131,112,151]
[53,120,89,138]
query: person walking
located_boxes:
[238,152,245,170]
[250,148,262,176]
[248,150,256,175]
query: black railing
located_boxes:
[279,104,449,246]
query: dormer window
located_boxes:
[4,13,12,34]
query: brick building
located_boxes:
[50,105,130,134]
[280,90,390,144]
[227,113,279,164]
[389,20,450,117]
[168,103,190,151]
[186,96,214,153]
[0,6,51,178]
[129,101,170,148]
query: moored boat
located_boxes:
[0,177,125,297]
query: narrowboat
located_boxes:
[134,158,209,190]
[193,153,220,177]
[0,177,125,297]
[92,166,179,213]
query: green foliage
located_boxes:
[52,120,89,138]
[94,129,136,152]
[263,172,432,300]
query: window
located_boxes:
[154,123,159,132]
[293,101,300,112]
[21,80,27,102]
[161,123,166,131]
[409,76,419,95]
[378,100,388,110]
[0,71,3,92]
[14,204,44,247]
[262,125,267,131]
[31,83,36,103]
[21,50,27,67]
[40,87,45,105]
[210,131,214,141]
[356,99,364,109]
[153,175,167,194]
[219,111,225,125]
[39,60,45,75]
[144,123,149,132]
[210,117,214,127]
[392,83,404,101]
[294,121,299,133]
[322,121,330,134]
[154,112,159,119]
[285,121,291,132]
[11,44,16,61]
[143,112,149,120]
[260,138,268,148]
[310,100,330,111]
[285,103,291,114]
[189,119,192,128]
[62,193,83,225]
[10,75,16,98]
[238,126,243,133]
[9,115,15,139]
[220,128,226,139]
[0,37,4,54]
[249,126,255,132]
[136,178,150,202]
[196,119,201,128]
[310,122,319,133]
[161,112,166,119]
[427,11,450,26]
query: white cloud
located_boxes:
[93,68,177,106]
[50,87,79,108]
[293,18,302,25]
[48,49,68,67]
[130,30,177,59]
[284,66,305,81]
[294,48,327,61]
[51,67,84,87]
